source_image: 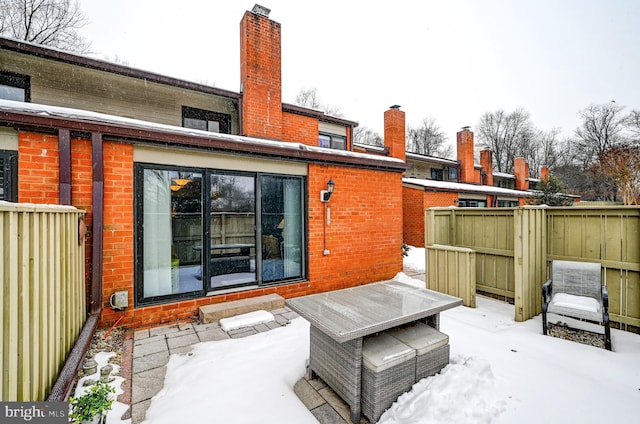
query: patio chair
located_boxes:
[386,322,450,381]
[361,332,416,423]
[542,260,611,350]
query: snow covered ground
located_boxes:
[131,246,639,423]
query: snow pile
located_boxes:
[141,318,313,424]
[219,310,275,331]
[379,356,507,424]
[403,245,427,273]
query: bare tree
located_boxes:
[294,87,343,117]
[476,108,536,173]
[0,0,90,53]
[523,128,562,178]
[353,126,383,147]
[625,109,640,142]
[596,144,640,204]
[573,102,626,167]
[406,117,452,158]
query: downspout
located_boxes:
[47,131,104,401]
[90,132,104,315]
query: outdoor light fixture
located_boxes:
[320,178,335,202]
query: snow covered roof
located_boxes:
[353,142,386,152]
[403,177,534,197]
[406,152,458,166]
[493,172,515,179]
[0,99,407,170]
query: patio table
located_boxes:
[286,279,462,423]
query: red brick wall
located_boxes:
[100,142,135,326]
[307,164,404,291]
[16,131,404,328]
[282,111,318,145]
[18,132,60,203]
[402,187,425,246]
[403,186,458,247]
[240,11,283,140]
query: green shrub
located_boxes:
[69,379,115,423]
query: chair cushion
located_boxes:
[363,332,415,372]
[386,322,449,355]
[548,293,602,322]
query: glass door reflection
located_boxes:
[209,173,256,289]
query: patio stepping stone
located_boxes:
[199,293,285,323]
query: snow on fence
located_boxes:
[0,202,86,401]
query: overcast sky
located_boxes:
[79,0,640,150]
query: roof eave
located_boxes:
[0,110,407,172]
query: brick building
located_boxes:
[356,124,543,247]
[0,6,408,328]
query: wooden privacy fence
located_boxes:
[425,245,476,307]
[1,203,86,401]
[425,206,640,329]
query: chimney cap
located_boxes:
[389,105,401,110]
[251,4,271,17]
[461,125,471,130]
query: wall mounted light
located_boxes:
[320,178,335,202]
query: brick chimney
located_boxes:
[540,166,550,181]
[457,127,476,184]
[384,105,406,162]
[480,149,493,186]
[514,157,529,190]
[240,6,282,139]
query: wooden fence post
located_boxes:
[514,207,547,321]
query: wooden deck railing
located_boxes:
[0,202,86,401]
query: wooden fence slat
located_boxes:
[1,205,85,401]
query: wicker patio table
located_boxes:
[286,279,462,423]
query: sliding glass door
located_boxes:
[137,165,306,305]
[260,176,303,282]
[209,173,256,289]
[141,168,203,299]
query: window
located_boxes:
[458,199,487,208]
[135,164,306,305]
[318,132,346,150]
[0,72,30,102]
[0,150,18,201]
[182,106,231,134]
[430,168,444,181]
[448,167,458,180]
[497,200,518,207]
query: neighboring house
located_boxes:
[402,129,547,246]
[357,127,549,247]
[0,6,408,328]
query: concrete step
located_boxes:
[199,293,286,323]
